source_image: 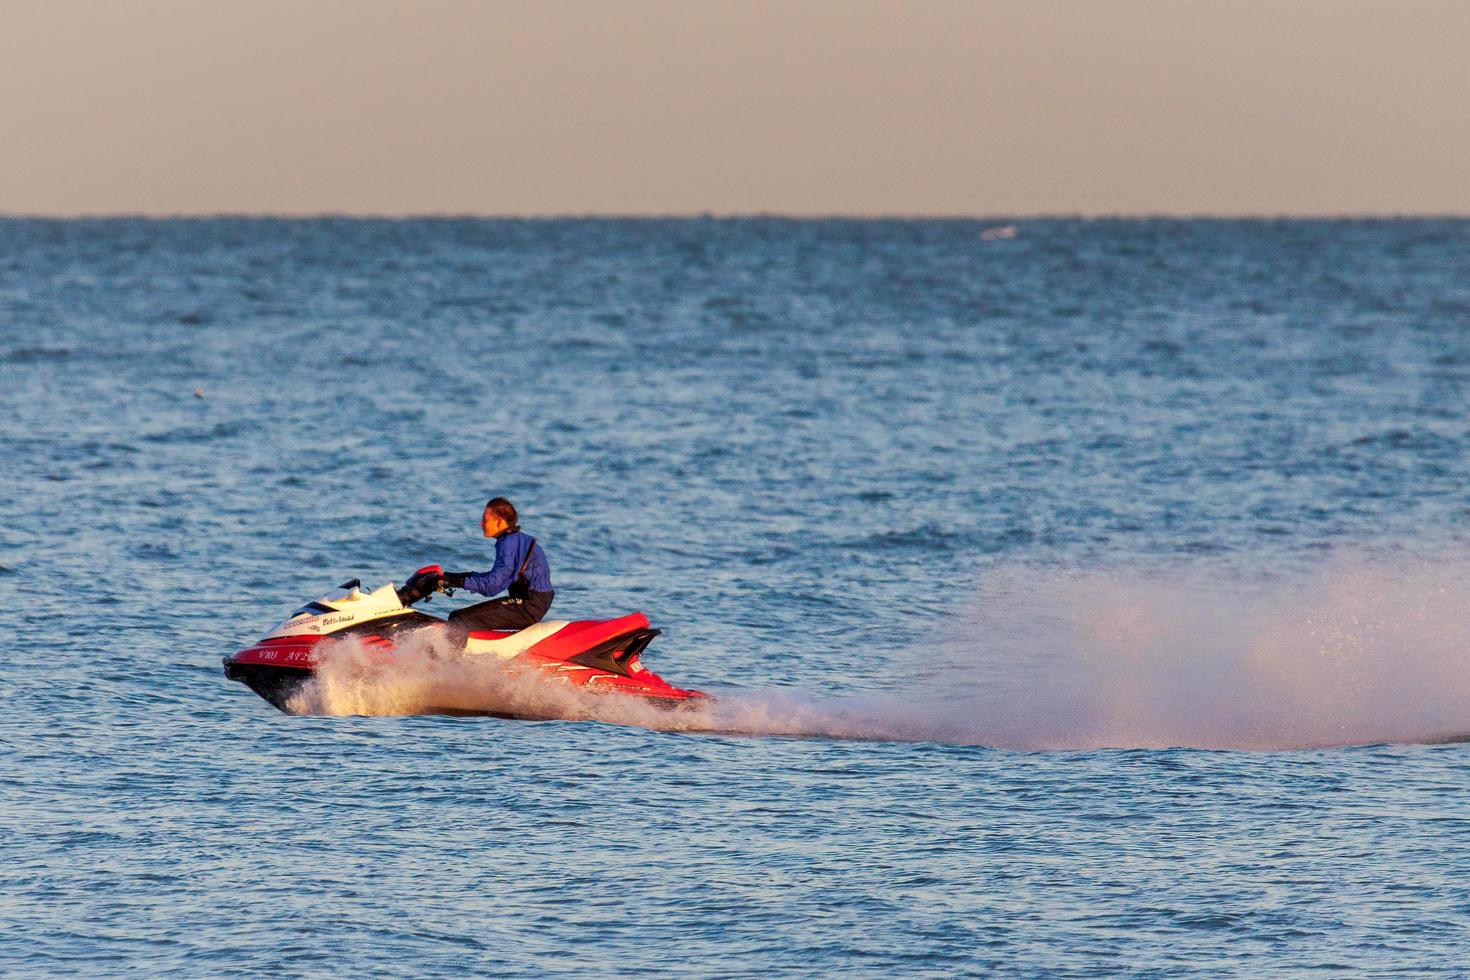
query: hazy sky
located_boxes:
[2,0,1466,216]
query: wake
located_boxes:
[292,553,1470,751]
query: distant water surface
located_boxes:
[3,218,1470,975]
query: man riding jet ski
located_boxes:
[437,497,555,635]
[225,496,706,718]
[223,563,707,718]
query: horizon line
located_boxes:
[2,210,1467,222]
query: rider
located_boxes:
[441,497,555,633]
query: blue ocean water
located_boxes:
[3,217,1470,975]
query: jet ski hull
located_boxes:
[224,658,703,717]
[223,661,313,713]
[223,654,707,718]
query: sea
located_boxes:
[3,217,1469,976]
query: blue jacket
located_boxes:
[463,530,554,597]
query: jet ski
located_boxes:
[223,565,708,717]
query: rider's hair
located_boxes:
[485,496,518,529]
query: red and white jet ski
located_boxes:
[223,566,708,717]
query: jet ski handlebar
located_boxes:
[396,564,448,606]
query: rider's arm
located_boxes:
[460,535,516,596]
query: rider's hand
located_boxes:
[442,572,467,590]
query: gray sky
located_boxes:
[2,0,1466,216]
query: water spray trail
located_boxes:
[294,554,1470,750]
[861,553,1470,750]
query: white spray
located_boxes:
[291,553,1470,750]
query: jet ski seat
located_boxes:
[463,620,570,659]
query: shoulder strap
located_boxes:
[515,537,538,579]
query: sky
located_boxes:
[1,0,1466,216]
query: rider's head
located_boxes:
[481,497,518,537]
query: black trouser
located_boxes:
[447,590,554,636]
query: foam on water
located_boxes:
[295,630,711,726]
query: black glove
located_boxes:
[442,572,468,589]
[397,569,442,605]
